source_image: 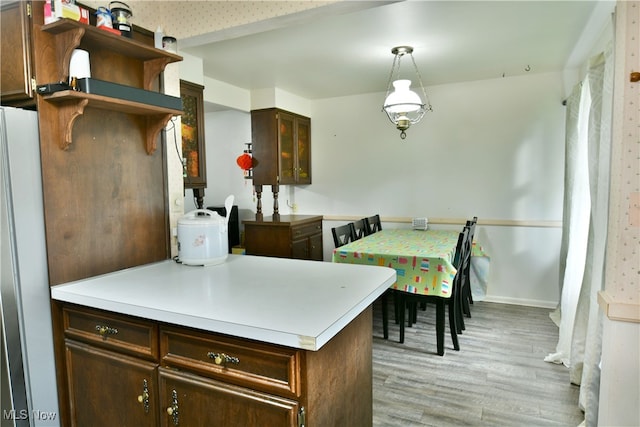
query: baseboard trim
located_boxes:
[482,295,558,309]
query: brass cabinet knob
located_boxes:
[207,352,240,366]
[95,325,118,339]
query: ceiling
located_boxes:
[180,1,604,109]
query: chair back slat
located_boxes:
[332,223,357,248]
[353,219,367,240]
[364,214,382,235]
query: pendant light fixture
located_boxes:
[382,46,432,139]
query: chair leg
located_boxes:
[393,291,400,324]
[466,274,474,306]
[435,299,445,356]
[381,292,389,340]
[409,300,417,326]
[463,283,472,317]
[448,300,460,351]
[456,288,466,333]
[463,288,472,318]
[399,294,406,344]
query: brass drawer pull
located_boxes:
[207,352,240,366]
[95,325,118,339]
[137,379,150,413]
[166,389,179,425]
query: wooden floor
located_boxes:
[371,300,584,426]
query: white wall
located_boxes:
[183,110,253,214]
[187,71,568,307]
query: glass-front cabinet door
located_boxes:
[278,112,310,185]
[278,112,295,184]
[180,80,206,189]
[295,116,311,184]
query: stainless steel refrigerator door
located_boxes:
[1,106,60,426]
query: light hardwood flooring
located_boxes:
[371,299,584,426]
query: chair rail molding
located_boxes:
[322,215,561,229]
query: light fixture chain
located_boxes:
[409,53,432,111]
[383,54,401,101]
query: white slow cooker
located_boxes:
[177,195,234,266]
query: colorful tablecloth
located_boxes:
[332,229,460,298]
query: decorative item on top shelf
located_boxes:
[52,0,89,24]
[162,36,177,54]
[382,46,433,139]
[236,143,253,179]
[94,6,121,35]
[95,6,113,29]
[109,1,132,37]
[412,217,429,230]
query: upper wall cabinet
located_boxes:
[180,80,207,189]
[251,108,311,186]
[1,1,36,108]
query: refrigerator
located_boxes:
[1,107,60,426]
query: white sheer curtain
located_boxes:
[546,45,613,427]
[547,79,591,367]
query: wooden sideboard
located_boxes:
[243,215,323,261]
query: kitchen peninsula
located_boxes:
[51,255,395,426]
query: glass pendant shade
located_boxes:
[383,80,423,113]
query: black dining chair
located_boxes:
[364,214,382,235]
[398,227,469,356]
[332,223,357,248]
[353,218,367,240]
[454,225,472,333]
[461,216,477,319]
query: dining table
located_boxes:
[332,229,460,297]
[332,227,490,354]
[332,228,490,299]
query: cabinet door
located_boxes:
[291,238,309,260]
[295,116,311,184]
[309,233,323,261]
[65,340,159,427]
[180,80,207,189]
[0,0,34,107]
[278,112,296,185]
[159,367,299,427]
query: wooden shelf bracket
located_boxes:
[146,114,174,154]
[54,27,85,82]
[58,98,89,150]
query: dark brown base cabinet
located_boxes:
[243,215,323,261]
[65,340,160,427]
[58,303,373,426]
[158,369,299,426]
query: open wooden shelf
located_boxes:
[42,90,180,154]
[41,19,182,89]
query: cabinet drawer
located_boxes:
[160,326,301,399]
[63,305,159,361]
[291,221,322,240]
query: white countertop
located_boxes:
[50,255,396,351]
